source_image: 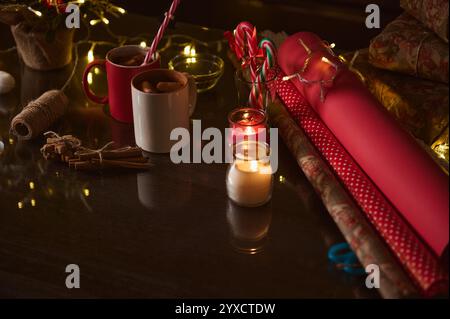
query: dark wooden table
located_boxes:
[0,13,378,298]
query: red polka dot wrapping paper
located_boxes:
[278,32,449,256]
[275,71,448,296]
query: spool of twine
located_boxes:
[10,90,68,140]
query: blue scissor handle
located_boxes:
[328,242,366,276]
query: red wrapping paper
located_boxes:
[278,32,449,257]
[275,70,448,295]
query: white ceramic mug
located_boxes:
[131,69,197,153]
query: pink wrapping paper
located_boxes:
[276,72,448,295]
[278,32,449,257]
[269,100,419,298]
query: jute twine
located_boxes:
[10,90,68,140]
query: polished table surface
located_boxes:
[0,14,378,298]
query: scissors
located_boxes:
[328,242,366,276]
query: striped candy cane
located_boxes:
[234,22,254,61]
[259,38,276,83]
[236,23,261,107]
[250,38,277,109]
[144,0,181,65]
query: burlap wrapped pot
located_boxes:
[11,22,74,71]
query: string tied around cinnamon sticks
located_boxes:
[77,141,115,164]
[41,131,153,171]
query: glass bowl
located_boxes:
[168,53,224,93]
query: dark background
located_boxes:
[113,0,402,49]
[0,1,402,51]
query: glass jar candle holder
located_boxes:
[227,107,268,146]
[234,67,277,110]
[226,141,274,207]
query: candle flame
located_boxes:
[249,160,259,172]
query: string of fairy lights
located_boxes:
[0,2,227,210]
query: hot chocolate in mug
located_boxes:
[131,69,197,153]
[82,45,160,123]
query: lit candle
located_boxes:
[228,107,268,145]
[226,141,273,207]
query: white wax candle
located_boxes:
[226,159,273,207]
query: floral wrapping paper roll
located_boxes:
[275,70,448,296]
[432,126,449,163]
[400,0,449,42]
[342,50,449,147]
[268,100,419,299]
[369,13,449,84]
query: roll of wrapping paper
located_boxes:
[275,67,448,294]
[278,32,449,257]
[268,100,419,298]
[369,13,449,84]
[275,71,448,295]
[343,49,449,147]
[400,0,449,43]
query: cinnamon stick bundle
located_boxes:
[40,132,152,171]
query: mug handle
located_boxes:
[184,73,197,116]
[82,59,108,104]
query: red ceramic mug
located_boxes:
[82,45,160,123]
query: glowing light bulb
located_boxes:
[31,199,36,207]
[17,201,24,209]
[102,17,110,25]
[321,57,337,68]
[28,7,42,17]
[90,19,100,26]
[83,188,90,197]
[87,73,93,85]
[29,181,35,190]
[140,41,147,48]
[87,49,94,62]
[115,7,126,14]
[279,175,286,183]
[329,43,336,49]
[183,45,191,56]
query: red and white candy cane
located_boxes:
[235,22,261,107]
[234,22,253,60]
[143,0,181,65]
[259,38,277,83]
[235,22,258,80]
[255,38,277,109]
